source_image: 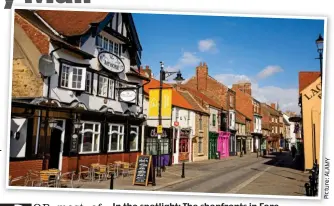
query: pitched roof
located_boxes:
[235,110,246,124]
[177,91,209,115]
[143,78,193,110]
[261,103,280,117]
[176,85,222,110]
[35,10,109,36]
[299,71,321,93]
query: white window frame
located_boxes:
[60,63,86,91]
[98,75,115,99]
[130,126,139,151]
[108,124,124,152]
[96,34,122,57]
[79,121,101,154]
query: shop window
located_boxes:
[130,126,139,151]
[145,138,169,155]
[108,124,124,152]
[79,122,100,153]
[60,63,86,91]
[98,75,115,99]
[179,138,189,153]
[198,137,203,153]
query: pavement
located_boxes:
[72,152,309,196]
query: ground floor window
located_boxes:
[108,124,124,152]
[145,138,170,155]
[129,126,139,151]
[80,122,101,153]
[198,137,203,153]
[236,139,241,152]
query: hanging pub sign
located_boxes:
[119,89,137,103]
[70,133,79,153]
[146,126,171,138]
[98,51,125,73]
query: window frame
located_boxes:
[85,71,93,94]
[198,137,203,154]
[79,121,101,154]
[59,62,87,91]
[97,74,116,99]
[108,123,124,152]
[95,34,122,57]
[129,125,139,151]
[212,114,216,127]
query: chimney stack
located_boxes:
[232,82,252,96]
[270,103,276,109]
[196,62,208,91]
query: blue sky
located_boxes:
[132,13,325,112]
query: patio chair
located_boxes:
[92,165,108,182]
[122,162,132,178]
[37,171,57,187]
[107,163,117,178]
[57,171,75,188]
[25,170,41,186]
[9,175,27,186]
[78,165,91,181]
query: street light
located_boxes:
[315,34,324,80]
[157,61,184,178]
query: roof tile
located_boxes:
[299,71,321,93]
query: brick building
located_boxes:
[10,10,149,179]
[184,62,237,157]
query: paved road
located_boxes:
[159,155,278,193]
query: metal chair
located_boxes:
[78,165,91,181]
[57,171,75,188]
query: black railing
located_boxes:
[305,162,319,196]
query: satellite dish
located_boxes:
[39,54,55,78]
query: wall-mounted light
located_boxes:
[74,119,82,130]
[48,119,58,129]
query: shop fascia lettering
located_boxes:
[304,82,322,100]
[149,127,168,138]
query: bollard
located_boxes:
[309,175,315,196]
[257,150,259,158]
[152,166,156,186]
[181,162,185,178]
[109,173,114,189]
[305,183,311,196]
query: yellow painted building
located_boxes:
[301,76,321,170]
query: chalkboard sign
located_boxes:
[132,155,153,186]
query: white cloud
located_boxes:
[256,65,283,79]
[179,52,201,66]
[213,73,299,113]
[198,39,217,52]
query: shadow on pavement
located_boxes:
[260,151,304,171]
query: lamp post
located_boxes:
[315,34,324,81]
[157,61,184,178]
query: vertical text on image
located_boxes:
[324,157,330,199]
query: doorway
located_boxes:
[48,119,65,170]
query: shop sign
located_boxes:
[180,129,190,138]
[98,51,125,73]
[174,121,179,127]
[304,82,322,100]
[157,125,163,134]
[119,89,137,103]
[146,126,170,138]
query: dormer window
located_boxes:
[60,63,86,91]
[96,34,122,57]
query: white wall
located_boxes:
[10,118,27,158]
[209,107,219,132]
[44,14,142,115]
[284,113,296,144]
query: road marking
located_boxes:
[228,160,281,194]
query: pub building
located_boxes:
[10,10,150,178]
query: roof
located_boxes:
[235,110,246,124]
[299,71,321,93]
[261,103,280,117]
[143,78,193,110]
[178,91,209,115]
[176,85,222,110]
[35,10,108,36]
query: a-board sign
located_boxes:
[132,155,153,186]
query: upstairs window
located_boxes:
[212,114,216,126]
[97,75,115,99]
[96,35,122,57]
[60,63,86,91]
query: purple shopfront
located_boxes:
[218,131,230,158]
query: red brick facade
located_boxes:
[185,62,229,110]
[9,159,43,178]
[232,84,254,131]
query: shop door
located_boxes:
[179,138,189,162]
[209,133,217,159]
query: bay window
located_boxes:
[79,122,100,153]
[108,124,124,152]
[60,63,86,91]
[130,126,139,151]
